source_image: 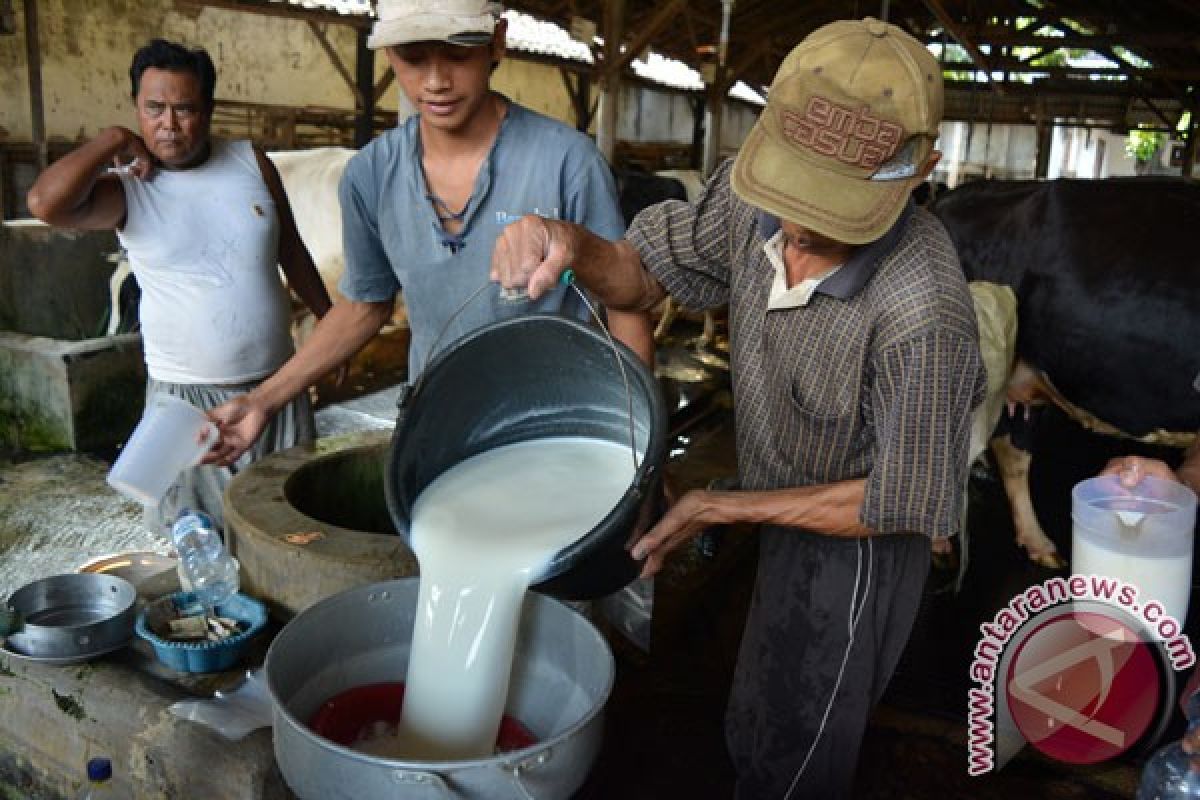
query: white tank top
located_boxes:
[117,139,294,384]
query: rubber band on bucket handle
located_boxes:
[415,273,641,474]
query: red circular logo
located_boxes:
[1005,610,1160,764]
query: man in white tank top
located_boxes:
[26,39,332,535]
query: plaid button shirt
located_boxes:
[627,161,986,538]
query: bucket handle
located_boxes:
[390,768,454,795]
[412,276,641,474]
[386,751,553,800]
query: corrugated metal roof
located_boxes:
[730,81,766,105]
[503,10,594,63]
[505,9,764,103]
[272,2,763,102]
[282,0,372,16]
[631,52,703,91]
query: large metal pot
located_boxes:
[266,578,614,800]
[1,573,137,663]
[386,314,667,601]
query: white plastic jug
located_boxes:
[107,394,217,507]
[1072,474,1198,627]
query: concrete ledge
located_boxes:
[225,430,418,619]
[0,643,291,799]
[0,331,145,452]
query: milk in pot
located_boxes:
[356,436,635,761]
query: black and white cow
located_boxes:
[933,178,1200,566]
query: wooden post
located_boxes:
[560,68,593,132]
[0,144,8,219]
[1183,96,1198,178]
[702,0,735,178]
[353,28,374,148]
[689,94,706,170]
[702,71,727,178]
[595,0,624,164]
[1034,97,1052,179]
[24,0,47,172]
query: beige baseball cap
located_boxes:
[367,0,503,50]
[731,18,944,245]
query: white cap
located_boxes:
[367,0,503,50]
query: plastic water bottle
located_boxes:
[1138,692,1200,799]
[171,509,239,611]
[78,757,118,799]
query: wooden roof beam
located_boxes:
[609,0,687,74]
[1138,93,1181,131]
[922,0,1004,95]
[961,30,1200,50]
[1094,44,1191,110]
[717,36,774,94]
[1164,0,1200,24]
[307,21,363,109]
[373,68,395,105]
[980,57,1200,83]
[734,5,830,46]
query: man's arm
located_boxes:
[607,308,656,367]
[253,147,333,319]
[204,298,393,465]
[491,218,665,312]
[496,162,738,313]
[26,126,149,230]
[1181,438,1200,495]
[631,480,874,577]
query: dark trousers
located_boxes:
[726,528,931,800]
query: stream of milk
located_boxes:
[353,436,635,761]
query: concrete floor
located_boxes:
[0,329,1177,798]
[0,453,164,600]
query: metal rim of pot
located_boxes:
[267,578,614,796]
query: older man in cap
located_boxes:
[206,0,651,464]
[492,17,986,799]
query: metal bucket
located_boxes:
[386,314,667,600]
[266,578,613,800]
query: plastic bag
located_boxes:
[597,575,655,652]
[168,668,274,740]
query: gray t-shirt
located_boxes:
[338,99,625,377]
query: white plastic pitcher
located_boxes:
[1072,474,1198,627]
[107,394,217,507]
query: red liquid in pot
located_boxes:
[307,682,538,753]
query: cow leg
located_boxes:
[990,433,1065,568]
[106,253,134,336]
[699,311,715,348]
[930,535,958,571]
[654,297,677,342]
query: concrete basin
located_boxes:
[223,430,418,618]
[0,220,145,451]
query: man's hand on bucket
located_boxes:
[490,215,576,300]
[632,489,730,578]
